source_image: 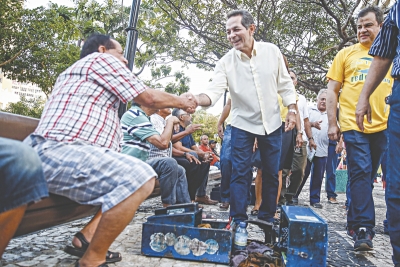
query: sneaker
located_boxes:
[354,227,374,251]
[328,197,339,204]
[195,195,218,205]
[292,197,299,204]
[346,228,356,240]
[311,202,323,209]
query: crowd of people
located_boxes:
[1,4,400,267]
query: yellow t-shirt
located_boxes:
[278,90,298,122]
[326,43,393,133]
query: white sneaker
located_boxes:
[328,197,339,204]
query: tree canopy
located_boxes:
[136,0,394,98]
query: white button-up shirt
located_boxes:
[297,94,309,142]
[308,106,329,157]
[202,41,296,135]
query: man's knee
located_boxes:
[141,177,156,196]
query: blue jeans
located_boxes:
[146,158,191,205]
[296,156,327,205]
[343,130,387,231]
[326,143,338,199]
[213,161,221,170]
[220,125,232,203]
[230,126,281,223]
[0,137,49,213]
[387,80,400,265]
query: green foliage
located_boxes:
[141,65,191,95]
[136,0,394,100]
[1,96,45,119]
[191,110,219,143]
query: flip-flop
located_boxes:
[250,209,259,216]
[65,232,122,263]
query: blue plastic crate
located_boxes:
[279,206,328,267]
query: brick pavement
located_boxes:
[1,177,393,267]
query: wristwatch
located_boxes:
[288,109,297,115]
[308,137,314,140]
[183,152,187,157]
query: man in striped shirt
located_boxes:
[24,34,197,267]
[120,104,191,207]
[356,2,400,265]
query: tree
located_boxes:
[1,96,45,119]
[190,110,219,143]
[0,2,81,97]
[136,0,394,99]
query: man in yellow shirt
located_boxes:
[326,6,392,252]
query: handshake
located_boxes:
[178,92,199,114]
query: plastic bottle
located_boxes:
[234,222,248,251]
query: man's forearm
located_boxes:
[360,56,393,100]
[135,89,185,109]
[172,129,190,143]
[304,118,313,139]
[326,84,340,126]
[218,100,231,126]
[196,93,212,106]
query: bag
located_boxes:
[251,149,262,168]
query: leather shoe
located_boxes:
[219,202,229,209]
[195,195,218,205]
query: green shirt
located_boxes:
[121,106,159,161]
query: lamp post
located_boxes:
[118,0,141,118]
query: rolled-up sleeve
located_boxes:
[276,51,296,107]
[369,15,398,59]
[202,61,228,107]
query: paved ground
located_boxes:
[1,176,393,267]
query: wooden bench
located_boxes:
[0,111,161,237]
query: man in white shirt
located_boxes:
[295,89,329,208]
[195,10,297,225]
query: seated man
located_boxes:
[0,137,48,257]
[23,34,196,267]
[172,109,217,205]
[121,104,191,207]
[198,135,221,169]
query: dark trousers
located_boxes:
[174,156,210,201]
[296,156,327,205]
[386,80,400,265]
[343,130,387,231]
[220,125,232,203]
[230,126,281,223]
[326,143,339,199]
[285,141,308,200]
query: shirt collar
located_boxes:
[235,40,258,60]
[311,106,327,114]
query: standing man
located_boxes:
[195,10,297,225]
[285,70,316,205]
[355,2,399,265]
[217,96,233,210]
[327,6,392,252]
[295,89,329,209]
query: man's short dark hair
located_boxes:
[227,10,255,29]
[358,6,383,24]
[80,34,116,59]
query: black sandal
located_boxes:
[65,232,122,263]
[75,261,108,267]
[251,209,259,216]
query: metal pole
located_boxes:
[118,0,141,118]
